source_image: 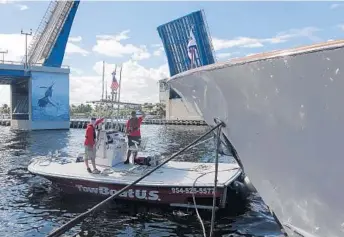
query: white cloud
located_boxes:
[68,36,82,43]
[92,30,151,60]
[0,33,88,62]
[151,44,162,48]
[151,43,164,56]
[65,42,89,56]
[70,68,84,76]
[0,0,14,4]
[0,0,28,10]
[16,4,28,10]
[69,60,168,104]
[212,26,321,51]
[337,24,344,31]
[216,52,232,59]
[330,3,342,9]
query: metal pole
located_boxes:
[0,50,8,63]
[117,65,122,118]
[21,29,32,68]
[209,125,222,237]
[118,65,123,102]
[101,61,105,100]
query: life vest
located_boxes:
[85,124,96,140]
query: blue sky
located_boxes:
[0,1,344,105]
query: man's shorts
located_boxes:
[128,136,141,148]
[84,145,96,161]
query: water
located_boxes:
[0,125,283,237]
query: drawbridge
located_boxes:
[0,0,79,130]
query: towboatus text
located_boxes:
[75,185,160,201]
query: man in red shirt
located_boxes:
[124,111,145,164]
[84,117,100,174]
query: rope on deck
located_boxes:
[47,122,224,237]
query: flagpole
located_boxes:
[111,65,117,130]
[112,65,117,102]
[101,61,105,100]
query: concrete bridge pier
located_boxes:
[1,63,71,130]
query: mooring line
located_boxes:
[47,122,224,237]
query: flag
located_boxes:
[95,118,105,126]
[111,70,119,91]
[187,29,197,68]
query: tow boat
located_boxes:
[28,125,250,210]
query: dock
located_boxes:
[0,119,207,129]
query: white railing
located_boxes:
[39,1,73,63]
[0,60,70,69]
[25,0,58,65]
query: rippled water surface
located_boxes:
[0,125,283,237]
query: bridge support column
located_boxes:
[11,66,70,130]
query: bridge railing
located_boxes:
[0,60,70,69]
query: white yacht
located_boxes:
[168,40,344,237]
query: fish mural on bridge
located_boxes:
[31,72,69,121]
[38,82,58,108]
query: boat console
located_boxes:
[95,130,128,167]
[92,129,159,168]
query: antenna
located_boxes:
[21,29,33,67]
[101,61,105,100]
[105,62,107,100]
[118,64,123,102]
[0,49,8,63]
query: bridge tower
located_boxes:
[156,10,215,121]
[0,0,80,130]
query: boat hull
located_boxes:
[169,41,344,236]
[42,175,245,209]
[28,158,248,210]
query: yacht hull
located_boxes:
[169,41,344,236]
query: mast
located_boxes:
[117,65,123,117]
[111,65,117,102]
[101,61,105,100]
[105,64,108,100]
[118,64,123,102]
